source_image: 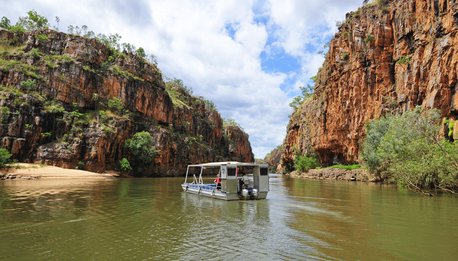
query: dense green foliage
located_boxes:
[0,148,12,168]
[125,131,157,175]
[125,131,157,162]
[361,108,458,193]
[20,79,36,90]
[119,158,132,173]
[107,97,124,112]
[136,47,146,59]
[164,78,192,109]
[294,154,319,172]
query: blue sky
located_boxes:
[1,0,363,158]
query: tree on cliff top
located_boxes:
[289,76,316,111]
[165,78,193,109]
[1,10,49,31]
[0,17,11,29]
[223,118,242,129]
[17,10,49,31]
[289,82,314,110]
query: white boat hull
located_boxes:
[181,184,266,200]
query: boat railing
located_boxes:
[192,174,198,184]
[187,183,217,191]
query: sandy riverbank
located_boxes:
[0,163,119,180]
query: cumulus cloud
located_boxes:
[264,0,362,93]
[1,0,362,158]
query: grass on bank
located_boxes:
[293,155,361,172]
[328,164,361,170]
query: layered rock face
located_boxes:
[263,145,283,172]
[281,0,458,168]
[224,125,253,161]
[0,29,254,176]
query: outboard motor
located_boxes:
[241,189,249,199]
[252,188,258,198]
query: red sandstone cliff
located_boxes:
[224,125,253,161]
[281,0,458,169]
[0,29,254,176]
[263,145,283,173]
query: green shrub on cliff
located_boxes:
[289,80,315,111]
[43,100,65,114]
[125,131,157,175]
[0,106,10,123]
[125,131,157,161]
[0,59,41,79]
[294,154,319,172]
[203,99,216,111]
[361,108,458,194]
[0,148,12,168]
[289,96,303,110]
[396,55,412,65]
[444,118,455,139]
[136,47,146,59]
[111,65,143,81]
[223,118,240,128]
[107,97,124,112]
[165,78,193,109]
[20,79,36,90]
[119,158,132,173]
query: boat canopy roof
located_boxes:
[187,161,267,168]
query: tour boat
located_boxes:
[181,162,269,200]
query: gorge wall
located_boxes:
[0,29,254,176]
[280,0,458,169]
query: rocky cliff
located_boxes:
[0,28,254,176]
[263,145,283,173]
[281,0,458,169]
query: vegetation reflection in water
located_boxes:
[0,176,457,260]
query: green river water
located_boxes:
[0,175,457,260]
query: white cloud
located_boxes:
[266,0,362,86]
[1,0,363,158]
